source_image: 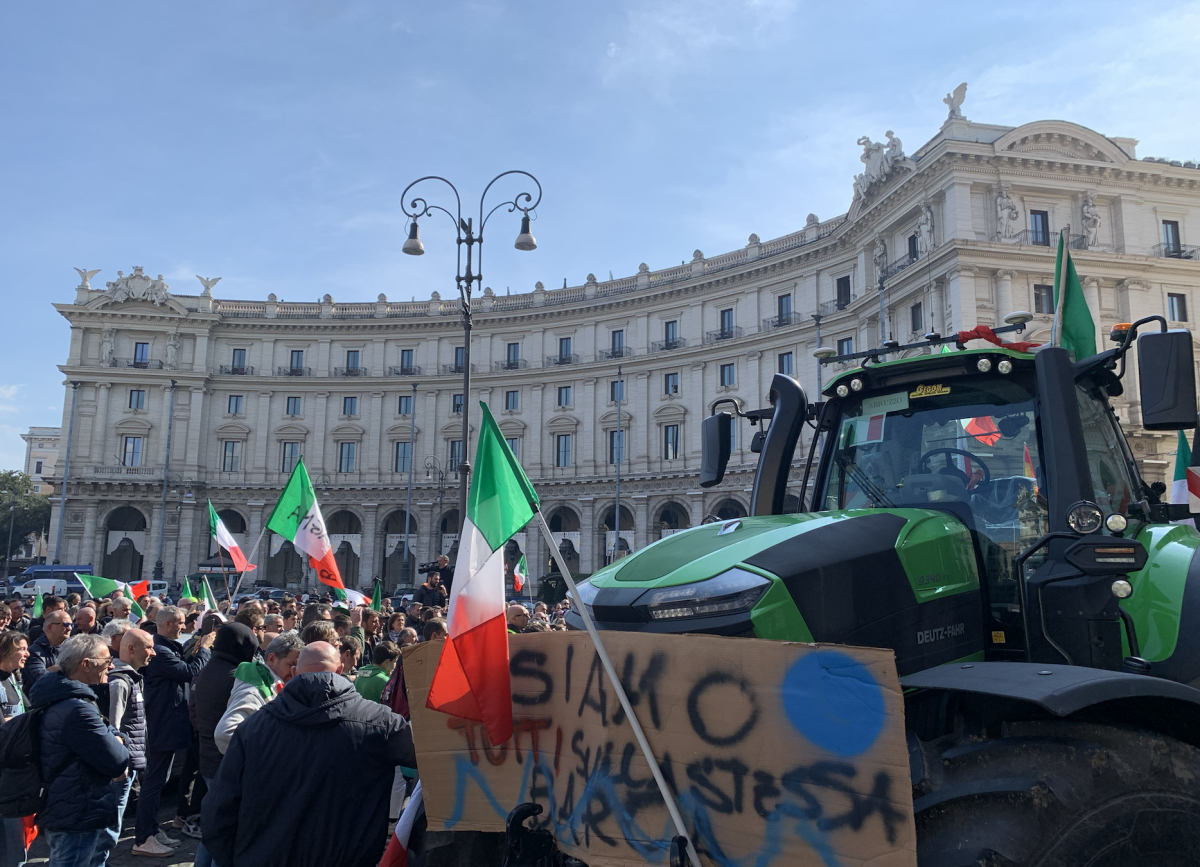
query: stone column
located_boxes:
[1083,277,1103,351]
[360,503,379,589]
[688,492,706,528]
[422,390,439,467]
[581,378,597,476]
[930,278,946,335]
[245,502,266,567]
[82,501,99,572]
[311,392,329,473]
[529,385,545,474]
[157,383,174,467]
[95,383,111,467]
[634,371,650,473]
[946,266,976,332]
[632,495,649,553]
[688,362,706,457]
[366,392,384,482]
[178,501,199,582]
[579,497,596,574]
[746,350,762,402]
[254,392,272,475]
[185,387,206,475]
[996,270,1016,320]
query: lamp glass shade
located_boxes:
[402,221,424,256]
[514,214,537,251]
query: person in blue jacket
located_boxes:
[29,633,131,867]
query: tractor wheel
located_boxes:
[914,719,1200,867]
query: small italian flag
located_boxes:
[1170,429,1200,516]
[76,574,147,619]
[371,580,383,612]
[195,576,220,613]
[266,457,344,593]
[209,500,255,572]
[512,554,527,593]
[180,577,196,602]
[426,403,538,745]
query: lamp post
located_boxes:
[166,475,194,587]
[400,171,542,535]
[402,382,417,587]
[425,456,450,560]
[52,381,81,565]
[153,380,178,582]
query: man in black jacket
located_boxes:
[412,569,448,609]
[135,605,214,856]
[29,633,131,866]
[23,609,72,692]
[203,641,416,867]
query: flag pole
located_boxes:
[229,525,267,601]
[534,508,701,867]
[1050,225,1069,347]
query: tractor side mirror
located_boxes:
[1138,330,1197,430]
[700,412,732,488]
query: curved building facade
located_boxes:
[46,111,1200,591]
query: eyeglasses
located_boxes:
[88,657,113,670]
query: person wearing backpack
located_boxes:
[28,633,130,867]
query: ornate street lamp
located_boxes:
[401,171,542,535]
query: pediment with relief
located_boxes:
[994,122,1130,165]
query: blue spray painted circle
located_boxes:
[782,650,885,757]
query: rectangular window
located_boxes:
[719,308,734,336]
[343,396,358,416]
[720,363,736,387]
[608,429,625,464]
[664,320,679,346]
[222,441,242,472]
[346,350,360,370]
[134,342,149,364]
[610,379,624,403]
[558,336,572,360]
[281,442,300,473]
[338,442,356,473]
[400,349,414,372]
[448,440,463,470]
[557,385,572,407]
[1169,293,1189,323]
[506,342,520,364]
[505,390,519,411]
[231,348,247,370]
[290,349,305,370]
[777,294,792,322]
[452,393,464,413]
[778,352,794,375]
[663,424,680,460]
[286,396,302,416]
[228,394,243,415]
[394,441,412,474]
[505,437,520,458]
[908,233,920,260]
[611,330,624,353]
[397,394,413,415]
[1029,210,1050,246]
[453,347,465,370]
[34,460,43,475]
[555,434,572,468]
[837,337,854,356]
[129,389,146,410]
[836,275,852,309]
[123,436,143,467]
[664,372,680,395]
[911,301,923,333]
[1164,220,1182,253]
[1034,284,1054,315]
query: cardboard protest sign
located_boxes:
[405,632,916,867]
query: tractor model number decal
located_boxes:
[909,383,951,399]
[916,622,966,644]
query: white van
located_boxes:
[147,580,169,597]
[15,578,68,600]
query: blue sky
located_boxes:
[2,0,1199,469]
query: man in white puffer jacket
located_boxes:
[214,633,303,753]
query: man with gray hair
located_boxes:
[214,632,304,753]
[101,617,135,658]
[135,605,214,856]
[29,633,131,865]
[24,609,73,691]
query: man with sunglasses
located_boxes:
[29,633,131,866]
[24,609,72,692]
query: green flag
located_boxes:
[1172,430,1193,506]
[76,574,146,620]
[370,580,382,612]
[179,577,195,601]
[201,577,220,612]
[1053,233,1096,360]
[31,594,42,618]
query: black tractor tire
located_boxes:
[914,719,1200,867]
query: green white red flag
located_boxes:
[75,574,146,619]
[426,403,538,745]
[512,554,527,593]
[209,500,255,572]
[266,457,344,593]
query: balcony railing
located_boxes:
[494,359,528,371]
[388,365,422,376]
[218,365,254,375]
[819,295,857,315]
[881,253,918,282]
[597,347,634,360]
[762,312,798,331]
[276,366,312,377]
[1152,243,1200,260]
[86,465,158,476]
[650,338,688,353]
[111,358,163,370]
[334,367,369,377]
[546,354,580,366]
[705,326,743,344]
[441,364,465,375]
[1013,230,1089,249]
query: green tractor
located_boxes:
[566,316,1200,865]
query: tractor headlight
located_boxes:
[1067,501,1104,535]
[836,384,849,397]
[976,357,992,373]
[569,578,600,619]
[850,378,864,392]
[634,568,770,621]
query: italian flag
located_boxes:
[194,576,220,613]
[426,403,538,745]
[1170,429,1200,517]
[209,500,255,572]
[75,574,146,619]
[266,457,344,593]
[371,580,383,612]
[512,554,527,593]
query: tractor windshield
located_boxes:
[818,370,1048,556]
